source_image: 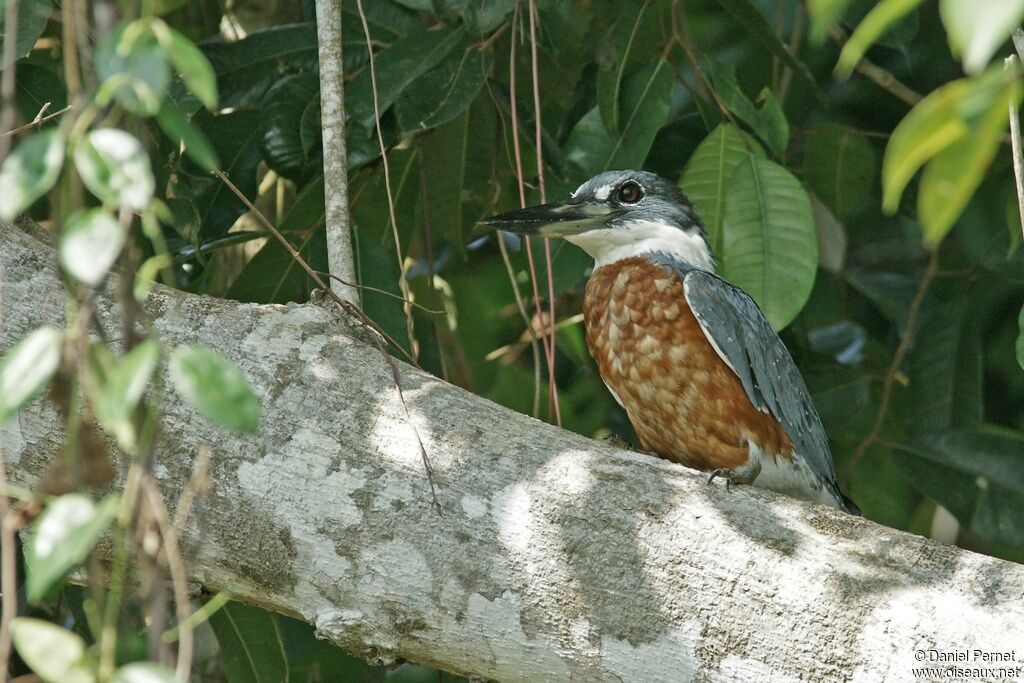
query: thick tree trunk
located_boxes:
[2,220,1022,682]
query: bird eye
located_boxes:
[617,181,644,204]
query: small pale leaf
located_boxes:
[0,129,65,219]
[25,494,120,603]
[74,129,155,210]
[59,208,125,286]
[11,618,94,683]
[0,326,62,424]
[112,662,182,683]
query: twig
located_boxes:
[354,0,419,363]
[213,170,441,513]
[140,477,193,681]
[0,0,20,163]
[1,104,74,138]
[828,26,922,106]
[528,0,562,426]
[845,249,939,480]
[509,3,556,420]
[1010,32,1024,244]
[314,0,359,305]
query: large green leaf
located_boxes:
[807,0,854,43]
[200,24,320,109]
[0,325,62,424]
[25,494,120,604]
[151,21,218,109]
[169,345,260,433]
[564,60,673,179]
[226,227,327,304]
[350,147,420,245]
[395,44,490,135]
[178,109,263,239]
[418,112,472,250]
[0,0,52,60]
[894,427,1024,547]
[679,123,765,256]
[15,63,68,124]
[836,0,925,78]
[803,124,877,220]
[707,63,789,159]
[918,75,1021,244]
[261,72,321,183]
[74,128,155,210]
[208,600,384,683]
[720,156,818,330]
[711,0,824,100]
[10,618,94,683]
[594,2,656,135]
[940,0,1024,75]
[880,68,1013,214]
[907,301,983,438]
[0,128,64,219]
[155,96,220,171]
[346,27,465,130]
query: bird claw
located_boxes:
[707,460,761,493]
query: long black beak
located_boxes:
[476,200,621,237]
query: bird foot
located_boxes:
[707,460,762,493]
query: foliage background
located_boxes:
[2,0,1024,680]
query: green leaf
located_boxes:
[881,79,974,213]
[227,227,326,304]
[807,0,854,43]
[16,63,69,125]
[346,27,465,130]
[209,600,384,683]
[59,208,125,286]
[907,301,983,438]
[177,110,262,239]
[0,129,65,219]
[434,0,514,34]
[918,75,1021,244]
[894,427,1024,547]
[95,23,170,116]
[169,346,260,432]
[10,618,94,683]
[836,0,924,78]
[25,494,119,604]
[261,72,321,183]
[89,340,161,452]
[803,124,877,220]
[156,96,220,171]
[565,60,673,178]
[707,63,789,159]
[154,23,218,109]
[0,0,53,60]
[200,24,320,110]
[940,0,1024,75]
[595,3,651,135]
[74,129,155,211]
[418,112,472,250]
[279,174,325,233]
[112,663,181,683]
[1018,305,1024,371]
[679,123,765,257]
[395,45,490,134]
[0,326,62,424]
[721,156,818,330]
[711,0,824,101]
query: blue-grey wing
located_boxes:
[682,269,846,505]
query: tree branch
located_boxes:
[2,220,1023,680]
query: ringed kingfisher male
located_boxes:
[480,170,858,514]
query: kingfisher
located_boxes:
[480,170,858,514]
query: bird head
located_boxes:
[478,170,714,271]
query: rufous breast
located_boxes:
[582,256,793,471]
